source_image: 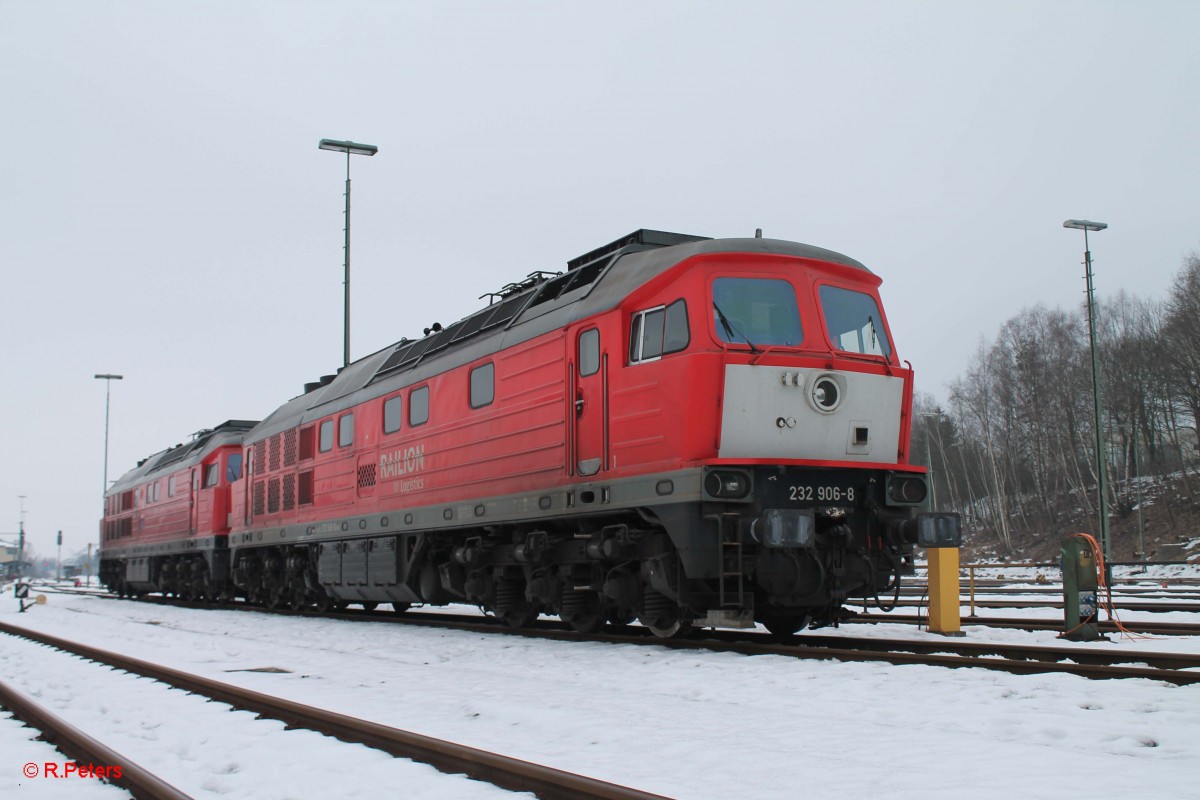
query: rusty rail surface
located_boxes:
[0,621,672,800]
[0,675,193,800]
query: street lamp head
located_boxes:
[94,374,123,380]
[1063,219,1108,232]
[318,139,378,157]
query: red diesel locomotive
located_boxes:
[100,230,959,637]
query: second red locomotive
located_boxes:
[101,229,959,636]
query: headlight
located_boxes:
[886,473,928,506]
[703,469,753,500]
[808,374,845,414]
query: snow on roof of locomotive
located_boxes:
[247,231,873,442]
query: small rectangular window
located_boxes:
[298,470,314,505]
[319,419,334,452]
[579,328,600,377]
[168,476,176,497]
[470,363,495,409]
[339,413,354,448]
[410,386,430,426]
[383,395,403,434]
[299,426,315,460]
[204,463,219,488]
[226,453,244,482]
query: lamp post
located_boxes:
[18,495,26,579]
[94,374,123,498]
[318,138,378,368]
[915,411,940,511]
[1063,219,1110,570]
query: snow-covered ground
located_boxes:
[2,584,1198,800]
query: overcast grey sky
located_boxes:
[2,1,1197,557]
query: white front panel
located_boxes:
[718,364,903,462]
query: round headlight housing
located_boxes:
[808,374,845,414]
[704,469,753,500]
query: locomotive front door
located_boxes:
[188,467,198,534]
[573,327,606,476]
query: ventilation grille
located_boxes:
[269,434,281,472]
[253,480,265,516]
[284,428,298,467]
[283,473,295,511]
[357,462,377,489]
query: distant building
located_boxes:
[1,539,26,579]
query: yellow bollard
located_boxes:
[927,547,964,636]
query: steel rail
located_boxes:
[851,612,1200,637]
[368,612,1200,684]
[0,675,194,800]
[890,598,1200,613]
[0,621,672,800]
[126,596,1200,682]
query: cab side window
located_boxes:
[630,299,688,364]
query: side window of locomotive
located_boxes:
[383,395,403,434]
[338,413,355,448]
[410,386,430,427]
[168,475,176,497]
[579,328,600,377]
[630,300,689,364]
[712,277,803,346]
[319,419,334,453]
[818,285,892,357]
[470,363,495,409]
[226,453,243,482]
[203,463,219,488]
[663,299,689,353]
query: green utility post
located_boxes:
[1060,538,1101,641]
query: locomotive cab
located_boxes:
[600,240,957,635]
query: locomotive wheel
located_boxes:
[644,617,694,639]
[314,593,335,613]
[265,582,288,611]
[391,602,412,615]
[501,603,538,629]
[607,609,637,627]
[360,602,378,612]
[191,563,211,602]
[566,611,605,634]
[760,611,812,640]
[287,581,308,611]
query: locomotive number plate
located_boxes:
[787,485,856,503]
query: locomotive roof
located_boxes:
[248,232,873,443]
[106,420,259,496]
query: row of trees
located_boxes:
[914,253,1200,556]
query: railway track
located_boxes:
[0,675,193,800]
[853,612,1200,638]
[387,610,1200,684]
[892,597,1200,613]
[0,620,671,800]
[114,596,1200,685]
